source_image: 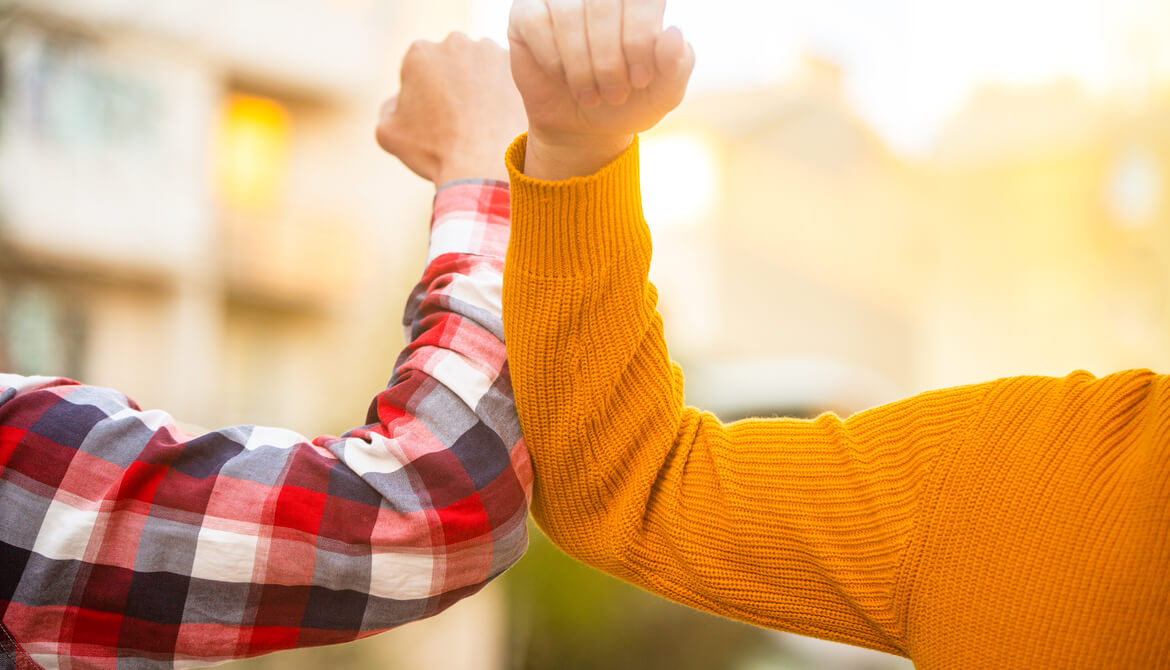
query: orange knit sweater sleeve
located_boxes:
[502,135,1170,668]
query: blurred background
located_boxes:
[1,0,1167,668]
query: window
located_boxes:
[0,280,87,378]
[215,93,292,213]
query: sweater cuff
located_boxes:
[505,133,650,278]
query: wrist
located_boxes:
[433,153,509,187]
[523,129,634,181]
[434,166,507,187]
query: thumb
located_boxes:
[379,95,399,120]
[375,95,401,153]
[509,37,572,126]
[509,37,558,100]
[648,26,695,115]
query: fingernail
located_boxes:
[629,64,651,88]
[578,88,601,108]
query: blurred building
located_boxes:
[648,56,1169,420]
[649,56,925,420]
[0,0,492,431]
[920,80,1170,388]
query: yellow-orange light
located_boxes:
[639,132,720,231]
[1106,144,1163,229]
[215,94,291,213]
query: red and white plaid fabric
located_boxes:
[0,180,531,669]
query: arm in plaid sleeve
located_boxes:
[0,180,531,669]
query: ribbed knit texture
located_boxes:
[503,134,1170,668]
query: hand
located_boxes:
[376,33,526,186]
[508,0,694,180]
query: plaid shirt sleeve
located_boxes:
[0,180,531,669]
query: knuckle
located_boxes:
[404,39,432,60]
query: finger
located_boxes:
[375,96,400,153]
[648,26,694,114]
[477,35,507,52]
[509,35,566,111]
[400,39,433,78]
[443,30,471,45]
[622,0,665,88]
[584,0,630,105]
[547,0,600,108]
[378,95,398,120]
[508,1,564,78]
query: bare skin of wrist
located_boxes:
[523,130,634,181]
[434,152,509,187]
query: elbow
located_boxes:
[530,490,636,575]
[438,459,532,582]
[490,507,531,576]
[429,490,529,603]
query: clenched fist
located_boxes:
[508,0,695,180]
[376,33,526,186]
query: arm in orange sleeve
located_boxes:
[502,134,1170,667]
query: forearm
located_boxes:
[0,182,530,666]
[327,179,529,598]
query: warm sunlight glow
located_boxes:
[216,95,292,212]
[1107,145,1164,229]
[472,0,1170,155]
[639,132,719,230]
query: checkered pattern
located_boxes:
[0,180,531,669]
